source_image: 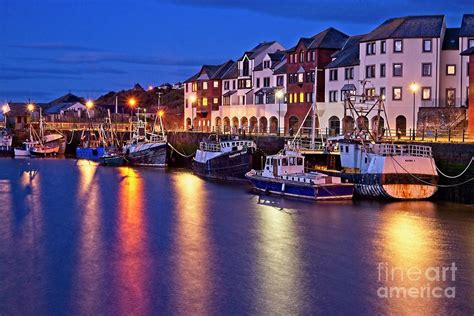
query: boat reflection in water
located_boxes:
[171,172,212,314]
[374,201,446,314]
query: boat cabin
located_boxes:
[262,151,305,178]
[199,139,256,153]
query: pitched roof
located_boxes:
[460,14,474,37]
[6,102,46,117]
[45,102,83,114]
[242,41,278,59]
[184,61,234,83]
[48,93,84,106]
[461,47,474,56]
[361,15,445,42]
[221,62,238,79]
[273,63,287,75]
[443,28,460,50]
[326,34,365,69]
[287,27,349,52]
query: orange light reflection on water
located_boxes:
[115,167,149,314]
[172,172,212,314]
[375,201,444,314]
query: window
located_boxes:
[329,69,338,81]
[345,67,354,80]
[186,84,189,93]
[238,79,252,89]
[393,87,402,100]
[276,75,284,86]
[185,99,188,108]
[263,77,270,87]
[203,82,208,90]
[421,87,431,100]
[446,64,456,75]
[299,92,304,103]
[224,81,230,90]
[306,51,311,62]
[394,39,403,52]
[202,97,208,106]
[256,78,260,88]
[393,63,403,77]
[223,96,230,105]
[289,54,294,64]
[365,88,375,97]
[446,89,456,106]
[423,39,432,52]
[380,64,386,77]
[366,65,376,78]
[366,42,376,55]
[422,63,432,76]
[232,80,236,90]
[213,81,219,88]
[312,51,316,61]
[469,39,474,48]
[294,53,298,63]
[329,91,338,102]
[192,82,197,92]
[305,92,314,103]
[263,60,270,69]
[297,73,304,83]
[300,51,304,63]
[289,93,293,103]
[381,41,386,54]
[213,97,219,104]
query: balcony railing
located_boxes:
[420,98,468,107]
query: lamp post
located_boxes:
[128,97,137,117]
[275,89,284,136]
[410,82,419,140]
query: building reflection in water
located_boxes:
[115,167,149,314]
[375,201,444,314]
[72,162,103,314]
[253,195,303,314]
[171,172,212,314]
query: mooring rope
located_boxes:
[167,143,195,158]
[67,129,75,145]
[389,156,474,188]
[436,157,474,179]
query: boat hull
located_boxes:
[76,147,106,161]
[44,135,66,154]
[14,148,30,157]
[246,174,354,201]
[30,146,60,157]
[193,148,253,181]
[124,142,167,167]
[99,154,124,167]
[0,147,13,157]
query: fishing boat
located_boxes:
[76,131,107,161]
[0,128,13,157]
[334,83,438,199]
[246,145,354,200]
[99,148,124,166]
[14,124,38,157]
[30,144,60,157]
[193,134,256,181]
[123,108,167,167]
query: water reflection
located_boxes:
[115,167,149,314]
[376,201,444,314]
[171,172,212,314]
[72,162,103,314]
[252,194,303,314]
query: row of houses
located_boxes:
[183,14,474,135]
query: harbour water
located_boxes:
[0,158,473,314]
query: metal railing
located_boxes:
[199,142,221,152]
[420,98,468,107]
[371,143,432,157]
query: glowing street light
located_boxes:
[189,95,196,104]
[86,100,94,109]
[410,82,419,140]
[148,85,154,91]
[158,110,164,117]
[2,104,9,114]
[275,89,284,136]
[128,97,137,107]
[27,103,35,112]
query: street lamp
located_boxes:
[410,82,419,140]
[275,89,284,136]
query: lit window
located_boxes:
[297,73,304,83]
[299,92,304,103]
[422,87,431,100]
[392,87,402,100]
[447,65,456,75]
[213,81,218,88]
[203,82,208,90]
[202,98,208,106]
[213,97,219,104]
[289,94,293,103]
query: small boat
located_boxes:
[14,141,38,157]
[246,146,354,200]
[193,134,256,181]
[99,148,124,166]
[123,108,167,167]
[30,144,60,157]
[0,128,13,157]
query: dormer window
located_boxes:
[263,60,271,69]
[297,73,304,83]
[242,58,250,76]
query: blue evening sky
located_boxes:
[0,0,470,102]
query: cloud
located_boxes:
[10,43,103,52]
[166,0,471,24]
[0,65,127,75]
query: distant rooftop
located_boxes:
[287,27,349,52]
[460,14,474,37]
[326,35,365,69]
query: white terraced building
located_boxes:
[320,14,474,136]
